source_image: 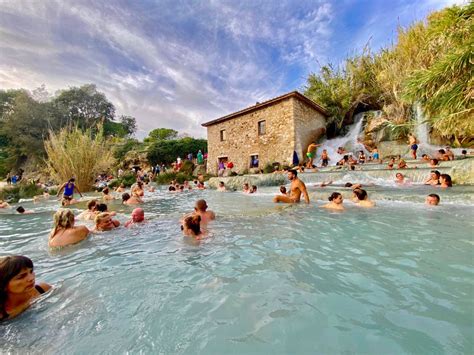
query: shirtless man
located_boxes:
[306,143,321,168]
[273,170,310,204]
[193,199,215,224]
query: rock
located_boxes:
[208,174,287,190]
[249,168,260,174]
[192,164,206,177]
[377,141,409,158]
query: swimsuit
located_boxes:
[373,153,379,159]
[0,285,46,320]
[411,144,418,150]
[322,158,328,166]
[63,183,74,198]
[306,152,314,159]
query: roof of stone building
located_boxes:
[201,91,329,127]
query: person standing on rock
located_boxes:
[306,142,321,168]
[197,150,204,165]
[408,134,418,160]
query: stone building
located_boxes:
[202,91,328,175]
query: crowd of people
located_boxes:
[0,137,467,322]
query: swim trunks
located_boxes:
[322,158,328,166]
[411,144,418,150]
[373,153,379,159]
[306,152,314,159]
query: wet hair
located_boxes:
[179,185,184,191]
[50,208,75,238]
[195,199,208,212]
[168,186,176,191]
[102,187,109,195]
[438,149,446,154]
[95,212,111,225]
[96,203,108,212]
[87,200,98,210]
[280,186,287,194]
[431,170,441,178]
[16,206,25,213]
[183,215,201,236]
[289,169,298,177]
[462,150,467,155]
[396,173,404,178]
[422,154,428,158]
[251,185,257,192]
[343,155,349,162]
[440,174,452,187]
[0,255,34,319]
[350,165,355,171]
[431,158,439,165]
[353,189,368,201]
[219,181,225,186]
[122,193,131,202]
[243,183,249,188]
[344,182,353,187]
[428,193,440,203]
[328,192,342,201]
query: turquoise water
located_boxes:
[1,185,473,354]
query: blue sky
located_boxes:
[0,0,464,138]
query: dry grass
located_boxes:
[44,126,115,191]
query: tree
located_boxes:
[145,128,178,142]
[119,115,137,136]
[147,137,207,165]
[53,84,115,129]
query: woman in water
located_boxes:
[101,187,115,201]
[424,170,441,185]
[122,192,142,205]
[94,213,120,231]
[322,192,344,210]
[77,200,98,220]
[181,215,205,240]
[131,181,145,198]
[439,174,453,188]
[358,150,366,164]
[0,255,51,321]
[115,183,126,193]
[395,173,406,184]
[49,209,90,248]
[352,188,376,207]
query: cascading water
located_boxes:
[320,112,375,165]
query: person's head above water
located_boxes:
[131,208,145,223]
[396,173,404,180]
[287,169,298,180]
[122,192,131,202]
[52,208,75,230]
[87,200,98,211]
[440,174,452,187]
[219,181,225,187]
[16,206,25,214]
[280,186,287,194]
[195,199,208,212]
[426,193,440,206]
[182,215,201,236]
[431,170,441,179]
[95,213,115,230]
[353,189,368,201]
[96,203,108,212]
[328,192,343,204]
[102,187,110,195]
[251,185,257,193]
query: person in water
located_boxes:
[101,187,114,201]
[181,215,205,240]
[395,173,406,184]
[77,200,98,220]
[57,178,83,201]
[0,199,10,208]
[0,255,51,321]
[408,134,418,159]
[250,185,258,194]
[49,209,89,248]
[444,146,455,161]
[397,157,408,169]
[358,150,366,164]
[425,194,440,206]
[242,183,250,194]
[439,174,453,188]
[421,154,431,162]
[16,206,33,214]
[371,147,380,163]
[429,158,439,167]
[125,208,145,228]
[387,157,395,170]
[115,183,126,193]
[279,186,288,195]
[424,170,441,185]
[217,181,226,192]
[94,213,120,231]
[273,170,309,204]
[122,192,142,205]
[193,199,216,224]
[352,188,375,207]
[131,181,145,198]
[322,192,344,210]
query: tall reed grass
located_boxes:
[44,126,115,191]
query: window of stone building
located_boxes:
[250,154,259,168]
[220,129,226,141]
[258,120,266,136]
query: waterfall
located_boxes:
[320,112,370,165]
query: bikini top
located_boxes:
[0,285,46,321]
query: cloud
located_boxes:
[0,0,461,139]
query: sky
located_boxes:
[0,0,465,139]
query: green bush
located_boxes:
[117,173,136,187]
[180,160,194,175]
[0,182,44,203]
[154,171,194,185]
[263,162,275,174]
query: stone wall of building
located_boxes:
[206,98,295,175]
[292,98,327,163]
